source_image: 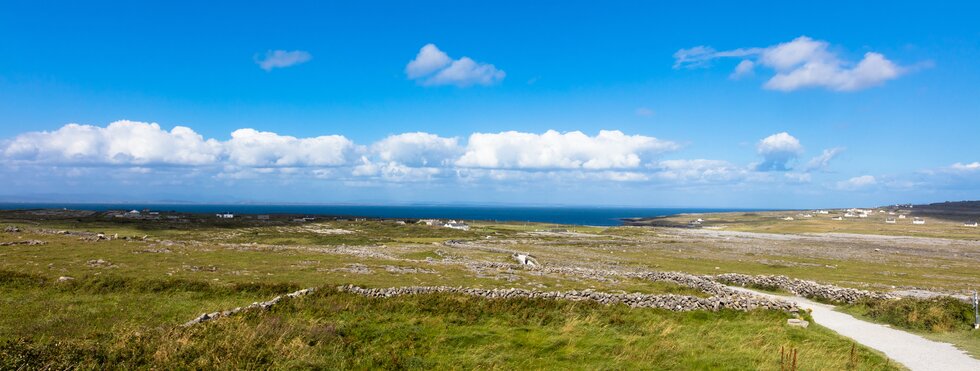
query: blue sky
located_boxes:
[1,1,978,208]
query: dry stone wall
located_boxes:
[336,284,797,312]
[712,273,895,303]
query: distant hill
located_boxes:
[909,201,980,219]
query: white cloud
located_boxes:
[405,44,451,79]
[456,130,678,170]
[803,147,845,172]
[352,157,442,182]
[256,50,312,71]
[755,132,803,171]
[730,60,755,79]
[405,44,504,87]
[675,36,905,91]
[371,132,461,167]
[225,129,354,167]
[654,159,745,183]
[951,162,980,171]
[2,120,222,165]
[673,46,761,69]
[837,175,877,190]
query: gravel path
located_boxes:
[729,286,980,371]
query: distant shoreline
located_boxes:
[0,202,767,227]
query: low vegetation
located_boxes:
[3,208,979,367]
[1,277,898,370]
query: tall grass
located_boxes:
[849,297,974,333]
[1,284,899,369]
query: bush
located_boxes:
[857,297,973,332]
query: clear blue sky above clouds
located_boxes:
[1,1,978,207]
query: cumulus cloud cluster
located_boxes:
[2,121,678,181]
[405,44,505,87]
[755,132,803,171]
[456,130,677,170]
[3,121,897,193]
[675,36,905,91]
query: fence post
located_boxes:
[973,290,978,330]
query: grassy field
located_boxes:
[646,210,980,240]
[2,208,978,368]
[1,274,898,370]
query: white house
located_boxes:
[831,216,843,221]
[844,212,857,218]
[128,209,141,215]
[816,210,830,214]
[964,221,978,227]
[802,214,813,218]
[216,213,234,219]
[782,217,795,221]
[898,214,907,219]
[885,218,896,224]
[417,219,440,226]
[912,217,925,225]
[443,220,470,230]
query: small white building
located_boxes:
[898,214,907,219]
[912,217,925,225]
[801,214,813,218]
[816,210,830,214]
[831,216,843,221]
[782,217,795,221]
[443,220,470,230]
[128,209,141,215]
[417,219,440,226]
[216,213,234,219]
[844,212,857,218]
[964,221,978,227]
[885,218,896,224]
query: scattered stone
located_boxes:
[86,259,116,268]
[787,318,809,328]
[3,226,21,233]
[0,240,46,246]
[57,276,75,282]
[328,264,373,274]
[184,264,218,272]
[383,265,436,274]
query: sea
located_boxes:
[0,203,761,226]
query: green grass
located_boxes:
[1,284,899,370]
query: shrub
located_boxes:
[857,297,973,332]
